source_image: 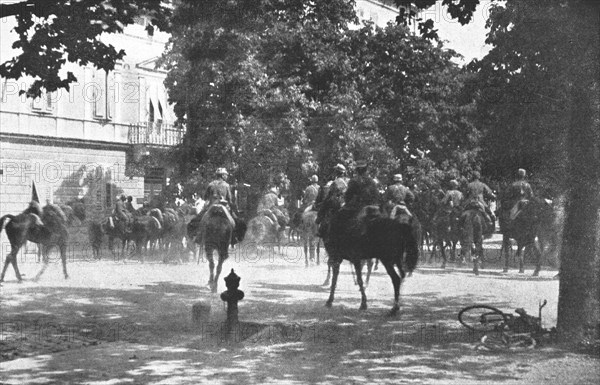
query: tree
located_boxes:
[163,0,480,196]
[0,0,171,97]
[448,0,599,345]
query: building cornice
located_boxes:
[0,132,131,152]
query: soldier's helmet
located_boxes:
[310,175,319,183]
[449,179,459,189]
[216,167,228,176]
[393,174,403,182]
[517,168,527,178]
[334,164,346,173]
[472,171,481,180]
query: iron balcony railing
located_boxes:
[128,121,185,146]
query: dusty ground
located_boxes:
[1,239,598,385]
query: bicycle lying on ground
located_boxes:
[458,300,557,351]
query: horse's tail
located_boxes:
[401,222,419,273]
[460,210,474,245]
[0,214,15,233]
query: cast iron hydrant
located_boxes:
[220,269,244,333]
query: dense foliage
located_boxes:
[0,0,170,97]
[162,0,478,196]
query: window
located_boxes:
[92,70,115,120]
[105,183,112,208]
[31,90,55,113]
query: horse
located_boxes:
[499,197,554,276]
[187,205,247,292]
[245,212,283,253]
[88,221,104,260]
[430,207,461,268]
[289,210,303,242]
[149,208,187,262]
[458,208,486,275]
[101,213,161,261]
[0,202,76,282]
[323,205,420,314]
[299,210,321,267]
[413,188,444,252]
[389,204,423,275]
[130,215,163,262]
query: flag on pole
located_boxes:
[31,181,40,203]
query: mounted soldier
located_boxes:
[442,180,463,209]
[299,175,320,213]
[327,164,350,205]
[505,168,534,221]
[344,160,380,235]
[256,173,289,232]
[197,168,238,242]
[463,171,496,234]
[315,163,349,236]
[125,196,135,213]
[384,174,414,218]
[113,194,133,233]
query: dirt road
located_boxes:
[1,244,598,384]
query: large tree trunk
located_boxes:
[556,78,600,343]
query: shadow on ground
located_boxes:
[1,270,588,385]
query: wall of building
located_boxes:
[355,0,400,28]
[0,15,176,219]
[0,137,144,218]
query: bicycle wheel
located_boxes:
[458,305,511,332]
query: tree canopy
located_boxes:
[0,0,171,97]
[162,0,479,195]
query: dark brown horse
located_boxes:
[323,205,419,314]
[187,205,247,292]
[459,208,486,275]
[0,202,77,282]
[431,207,461,268]
[499,197,554,276]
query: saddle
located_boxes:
[205,203,236,228]
[389,203,412,222]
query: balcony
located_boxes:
[128,121,185,147]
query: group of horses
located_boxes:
[0,185,557,314]
[411,188,557,276]
[89,205,193,263]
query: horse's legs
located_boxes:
[325,259,341,307]
[212,247,228,293]
[532,240,542,276]
[60,243,69,279]
[303,236,309,267]
[323,259,332,286]
[440,240,447,269]
[1,245,23,282]
[502,235,511,273]
[34,245,50,282]
[365,259,373,287]
[316,238,320,266]
[206,246,215,288]
[374,258,379,271]
[381,261,401,315]
[477,241,484,270]
[309,236,315,262]
[517,245,524,273]
[353,261,368,310]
